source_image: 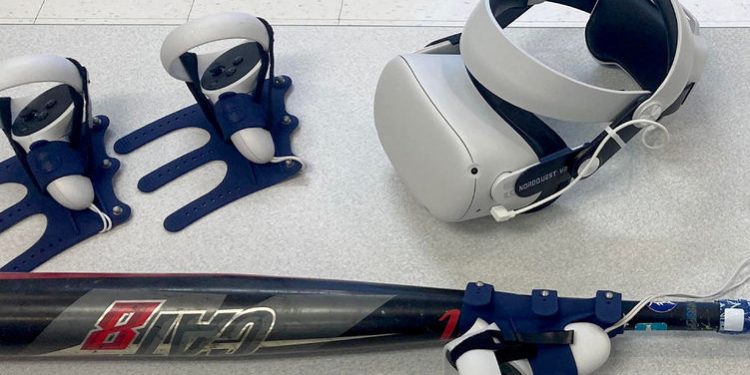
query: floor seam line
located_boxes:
[186,0,196,22]
[33,0,46,24]
[336,0,344,26]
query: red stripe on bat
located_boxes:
[439,309,461,340]
[0,273,245,280]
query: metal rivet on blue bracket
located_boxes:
[114,76,302,233]
[0,117,131,272]
[595,290,622,329]
[532,289,559,317]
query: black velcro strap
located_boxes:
[446,330,538,369]
[180,52,220,128]
[515,330,574,345]
[0,97,12,136]
[257,17,275,105]
[65,58,97,174]
[1,97,41,189]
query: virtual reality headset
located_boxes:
[374,0,707,223]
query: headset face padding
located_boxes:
[585,0,678,92]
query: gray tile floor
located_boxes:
[0,21,749,374]
[1,0,749,27]
[0,2,749,375]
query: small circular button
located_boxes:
[232,56,244,66]
[225,67,237,77]
[210,66,225,77]
[21,110,36,122]
[45,99,58,109]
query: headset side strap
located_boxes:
[422,0,532,49]
[571,95,652,173]
[513,95,650,199]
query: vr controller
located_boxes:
[160,12,276,164]
[1,55,95,211]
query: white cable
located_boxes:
[606,256,750,333]
[492,119,670,222]
[88,204,112,233]
[604,127,627,149]
[641,123,671,150]
[271,155,306,170]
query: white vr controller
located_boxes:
[445,319,611,375]
[0,54,94,211]
[160,12,276,165]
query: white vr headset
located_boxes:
[374,0,707,223]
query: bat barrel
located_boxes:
[0,273,464,357]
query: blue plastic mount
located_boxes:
[0,116,131,272]
[114,76,302,233]
[459,282,623,375]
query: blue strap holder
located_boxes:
[214,93,268,137]
[0,116,131,272]
[114,76,302,233]
[25,141,86,189]
[459,282,623,375]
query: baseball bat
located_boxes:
[0,273,724,358]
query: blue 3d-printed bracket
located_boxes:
[0,116,131,272]
[114,76,302,233]
[458,282,624,375]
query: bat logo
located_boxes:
[81,301,164,351]
[648,301,678,314]
[80,300,276,356]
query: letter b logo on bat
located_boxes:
[81,301,163,351]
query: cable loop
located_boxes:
[88,204,112,233]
